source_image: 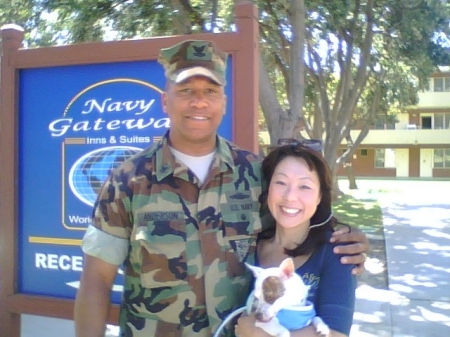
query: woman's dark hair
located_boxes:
[259,143,337,257]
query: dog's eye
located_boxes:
[262,276,285,304]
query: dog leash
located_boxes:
[212,291,256,337]
[212,306,246,337]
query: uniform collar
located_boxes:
[154,131,235,182]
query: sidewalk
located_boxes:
[22,179,450,336]
[348,179,450,337]
[21,315,118,337]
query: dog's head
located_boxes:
[245,257,310,322]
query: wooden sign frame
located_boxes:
[0,2,259,336]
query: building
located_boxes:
[336,69,450,178]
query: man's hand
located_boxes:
[330,226,370,275]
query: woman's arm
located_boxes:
[313,243,357,336]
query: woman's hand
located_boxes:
[330,226,370,275]
[235,314,271,337]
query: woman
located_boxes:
[236,140,356,337]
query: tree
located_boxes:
[0,0,69,47]
[3,0,450,192]
[258,0,450,192]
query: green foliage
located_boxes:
[35,0,238,43]
[0,0,63,47]
[2,0,450,174]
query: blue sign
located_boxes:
[18,59,233,302]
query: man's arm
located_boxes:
[74,254,119,337]
[330,226,370,275]
[236,315,347,336]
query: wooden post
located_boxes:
[234,1,259,154]
[0,23,24,337]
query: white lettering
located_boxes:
[87,137,106,145]
[154,118,170,128]
[72,256,83,271]
[68,215,92,224]
[73,121,91,132]
[121,118,155,129]
[81,98,111,114]
[122,100,139,112]
[35,253,47,268]
[119,135,151,144]
[107,120,121,130]
[93,118,106,130]
[59,255,71,270]
[80,98,155,116]
[35,253,84,272]
[47,254,58,269]
[48,117,169,137]
[108,101,122,112]
[137,99,155,115]
[48,118,73,137]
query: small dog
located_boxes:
[245,258,330,337]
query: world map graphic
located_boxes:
[68,146,142,206]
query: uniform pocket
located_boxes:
[221,212,261,277]
[136,218,188,289]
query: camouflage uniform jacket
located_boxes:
[91,132,263,337]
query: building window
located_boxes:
[360,149,368,156]
[374,115,385,129]
[434,113,450,129]
[434,148,450,168]
[433,78,450,92]
[421,116,432,129]
[375,148,396,168]
[374,114,396,129]
[435,114,444,129]
[375,149,385,168]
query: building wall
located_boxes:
[434,168,450,178]
[261,71,450,179]
[337,148,396,177]
[337,145,450,178]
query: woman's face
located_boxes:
[267,156,321,230]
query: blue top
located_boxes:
[256,232,356,335]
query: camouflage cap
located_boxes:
[158,40,228,85]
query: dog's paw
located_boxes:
[312,316,330,337]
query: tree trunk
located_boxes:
[344,163,358,189]
[329,160,343,201]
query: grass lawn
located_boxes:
[332,194,387,288]
[332,194,383,238]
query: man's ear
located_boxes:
[161,92,168,114]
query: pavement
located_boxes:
[346,179,450,337]
[21,179,450,337]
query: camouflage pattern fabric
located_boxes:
[158,40,228,85]
[91,131,263,337]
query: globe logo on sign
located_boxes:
[68,146,142,207]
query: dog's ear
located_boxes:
[279,257,295,278]
[245,263,263,277]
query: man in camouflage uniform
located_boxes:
[74,40,369,337]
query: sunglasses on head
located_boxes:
[267,138,323,153]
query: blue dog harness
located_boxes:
[276,301,316,330]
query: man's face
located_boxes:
[162,75,226,152]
